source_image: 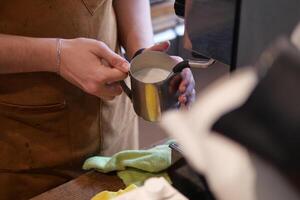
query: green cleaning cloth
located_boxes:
[82,144,172,186]
[117,168,171,186]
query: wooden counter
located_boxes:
[31,172,124,200]
[31,143,183,199]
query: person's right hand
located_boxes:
[59,38,129,101]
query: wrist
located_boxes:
[34,38,60,73]
[126,41,154,60]
[55,38,63,74]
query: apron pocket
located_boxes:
[81,0,106,15]
[0,100,72,171]
[0,101,66,113]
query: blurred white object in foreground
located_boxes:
[292,22,300,49]
[161,68,259,200]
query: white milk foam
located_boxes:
[133,68,171,83]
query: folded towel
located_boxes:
[83,143,172,186]
[91,184,138,200]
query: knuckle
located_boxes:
[76,37,89,43]
[185,67,192,72]
[171,56,183,62]
[102,75,111,83]
[116,88,123,95]
[111,57,120,65]
[183,68,191,75]
[95,75,105,84]
[120,72,128,80]
[95,41,110,54]
[84,83,98,95]
[76,37,85,41]
[97,41,106,49]
[109,85,122,96]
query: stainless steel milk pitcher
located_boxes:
[121,50,214,122]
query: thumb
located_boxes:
[147,41,170,52]
[94,42,130,73]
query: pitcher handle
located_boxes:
[173,58,215,73]
[120,80,132,99]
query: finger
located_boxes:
[179,79,188,93]
[168,74,182,94]
[182,89,196,107]
[147,41,170,52]
[178,82,196,105]
[100,95,115,101]
[186,89,196,107]
[184,80,195,96]
[94,42,129,73]
[179,68,194,93]
[84,82,120,99]
[171,56,183,62]
[101,82,123,97]
[178,95,187,104]
[103,67,128,83]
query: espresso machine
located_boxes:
[176,0,300,70]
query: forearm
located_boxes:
[114,0,154,59]
[0,34,57,74]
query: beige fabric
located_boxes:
[0,0,138,199]
[101,93,139,156]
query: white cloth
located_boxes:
[161,68,258,200]
[292,22,300,49]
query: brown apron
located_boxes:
[0,0,138,199]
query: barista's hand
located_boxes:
[59,38,129,101]
[147,41,196,107]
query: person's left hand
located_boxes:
[146,41,196,107]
